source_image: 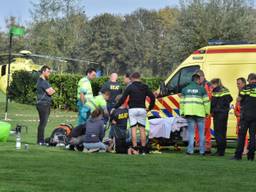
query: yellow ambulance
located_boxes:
[149,43,256,139]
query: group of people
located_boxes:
[35,65,256,159]
[74,68,155,154]
[180,70,233,156]
[180,70,256,161]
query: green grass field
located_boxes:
[0,94,255,192]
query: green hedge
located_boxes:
[9,71,163,111]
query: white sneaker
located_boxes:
[88,148,100,153]
[82,148,89,153]
[56,143,65,147]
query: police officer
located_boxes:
[232,73,256,160]
[234,77,248,155]
[210,78,233,156]
[77,68,96,125]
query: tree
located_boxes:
[170,0,256,67]
[123,8,179,76]
[123,9,161,75]
[27,0,89,73]
[3,0,255,77]
[87,13,129,75]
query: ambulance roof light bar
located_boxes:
[208,39,251,45]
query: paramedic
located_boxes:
[87,90,111,118]
[180,73,210,155]
[194,69,212,154]
[77,68,96,125]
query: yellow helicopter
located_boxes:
[0,50,98,94]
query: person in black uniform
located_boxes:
[100,73,122,112]
[232,73,256,161]
[210,78,233,156]
[110,95,129,153]
[100,73,122,139]
[36,65,55,145]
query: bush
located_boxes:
[9,71,164,110]
[9,70,39,105]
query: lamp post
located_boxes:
[4,26,25,121]
[4,32,13,120]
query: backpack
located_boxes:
[45,124,73,146]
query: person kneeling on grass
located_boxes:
[69,123,87,151]
[83,108,107,152]
[110,95,130,154]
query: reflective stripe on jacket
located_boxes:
[239,83,256,120]
[211,86,233,114]
[180,82,210,117]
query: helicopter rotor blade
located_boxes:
[0,52,99,65]
[29,54,99,64]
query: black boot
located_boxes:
[247,153,255,161]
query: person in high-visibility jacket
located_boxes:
[194,70,213,154]
[232,73,256,161]
[180,74,210,155]
[87,90,110,117]
[234,77,248,155]
[210,78,233,156]
[77,68,96,125]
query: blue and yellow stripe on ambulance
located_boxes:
[145,94,181,135]
[146,94,180,118]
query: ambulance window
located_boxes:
[165,65,199,95]
[178,66,200,91]
[165,72,180,94]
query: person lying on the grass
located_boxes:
[83,108,107,152]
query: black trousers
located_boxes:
[36,103,51,144]
[213,113,228,155]
[235,118,256,159]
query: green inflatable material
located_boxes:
[0,121,11,142]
